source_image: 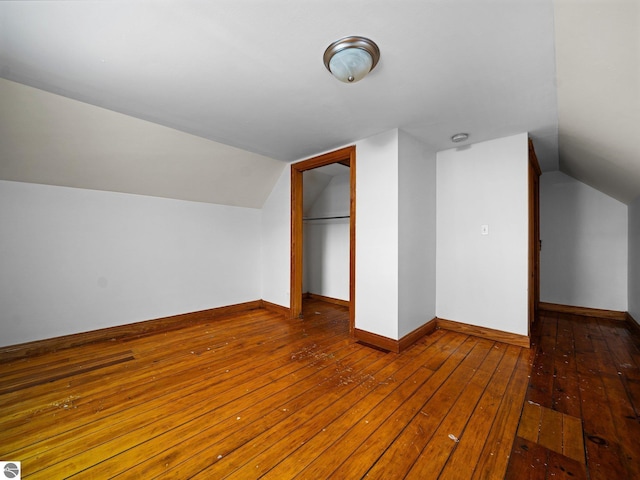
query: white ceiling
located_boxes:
[0,1,637,204]
[303,163,350,215]
[554,0,640,204]
[0,78,284,208]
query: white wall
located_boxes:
[0,180,262,347]
[260,130,401,338]
[540,171,628,311]
[630,196,640,323]
[303,220,350,300]
[436,133,529,336]
[303,173,350,300]
[260,166,291,308]
[398,131,437,337]
[354,130,400,339]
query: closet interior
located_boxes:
[302,162,351,305]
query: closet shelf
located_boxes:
[303,215,350,221]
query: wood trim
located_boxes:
[398,318,438,352]
[290,145,356,333]
[539,302,627,321]
[436,318,531,349]
[0,300,263,363]
[355,318,438,353]
[354,328,400,353]
[355,315,529,353]
[306,293,350,308]
[626,313,640,336]
[291,165,304,319]
[293,146,355,171]
[260,300,291,317]
[528,137,541,334]
[349,149,356,336]
[528,137,542,176]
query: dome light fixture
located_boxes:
[323,36,380,83]
[451,133,469,143]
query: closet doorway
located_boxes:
[290,146,356,334]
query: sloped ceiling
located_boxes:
[0,1,637,204]
[554,0,640,204]
[0,79,284,207]
[303,163,350,215]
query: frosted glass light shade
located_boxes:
[328,48,373,83]
[323,36,380,84]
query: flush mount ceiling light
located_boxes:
[451,133,469,143]
[323,36,380,83]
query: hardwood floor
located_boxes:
[1,301,637,479]
[505,309,640,480]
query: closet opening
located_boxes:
[290,146,356,335]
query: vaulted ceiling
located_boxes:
[0,1,638,205]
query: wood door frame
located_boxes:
[290,145,356,334]
[528,138,541,334]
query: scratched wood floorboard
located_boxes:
[505,310,640,480]
[1,299,540,479]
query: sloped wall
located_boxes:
[0,78,285,208]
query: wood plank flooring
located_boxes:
[505,309,640,480]
[1,300,637,479]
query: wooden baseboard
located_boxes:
[354,315,528,352]
[354,317,438,353]
[626,313,640,336]
[539,302,627,321]
[306,293,350,308]
[398,318,438,352]
[436,318,531,349]
[0,300,263,363]
[260,300,291,317]
[354,328,400,353]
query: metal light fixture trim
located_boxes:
[451,133,470,143]
[323,36,380,83]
